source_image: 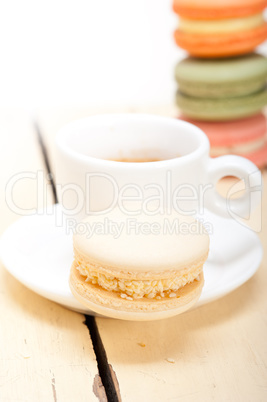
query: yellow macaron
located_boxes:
[69,208,210,321]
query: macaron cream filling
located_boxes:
[179,13,264,34]
[176,76,267,99]
[75,259,205,300]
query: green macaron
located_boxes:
[175,53,267,99]
[175,53,267,121]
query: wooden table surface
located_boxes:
[0,108,266,402]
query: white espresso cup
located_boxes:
[55,114,261,222]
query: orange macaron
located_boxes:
[173,0,267,57]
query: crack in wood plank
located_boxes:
[50,371,57,402]
[85,315,122,402]
[35,120,121,402]
[34,120,58,204]
[108,364,121,402]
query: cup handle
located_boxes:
[205,155,262,218]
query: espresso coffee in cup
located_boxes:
[111,158,163,163]
[109,152,177,163]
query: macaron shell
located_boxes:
[175,54,267,85]
[73,211,210,273]
[174,24,267,58]
[69,263,204,321]
[173,0,267,20]
[176,88,267,121]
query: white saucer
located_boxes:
[0,205,263,316]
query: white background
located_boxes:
[0,1,266,109]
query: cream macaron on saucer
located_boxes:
[69,208,210,321]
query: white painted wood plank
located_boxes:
[95,173,267,402]
[36,106,267,401]
[0,109,100,401]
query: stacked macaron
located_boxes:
[70,208,210,321]
[173,0,267,58]
[173,0,267,168]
